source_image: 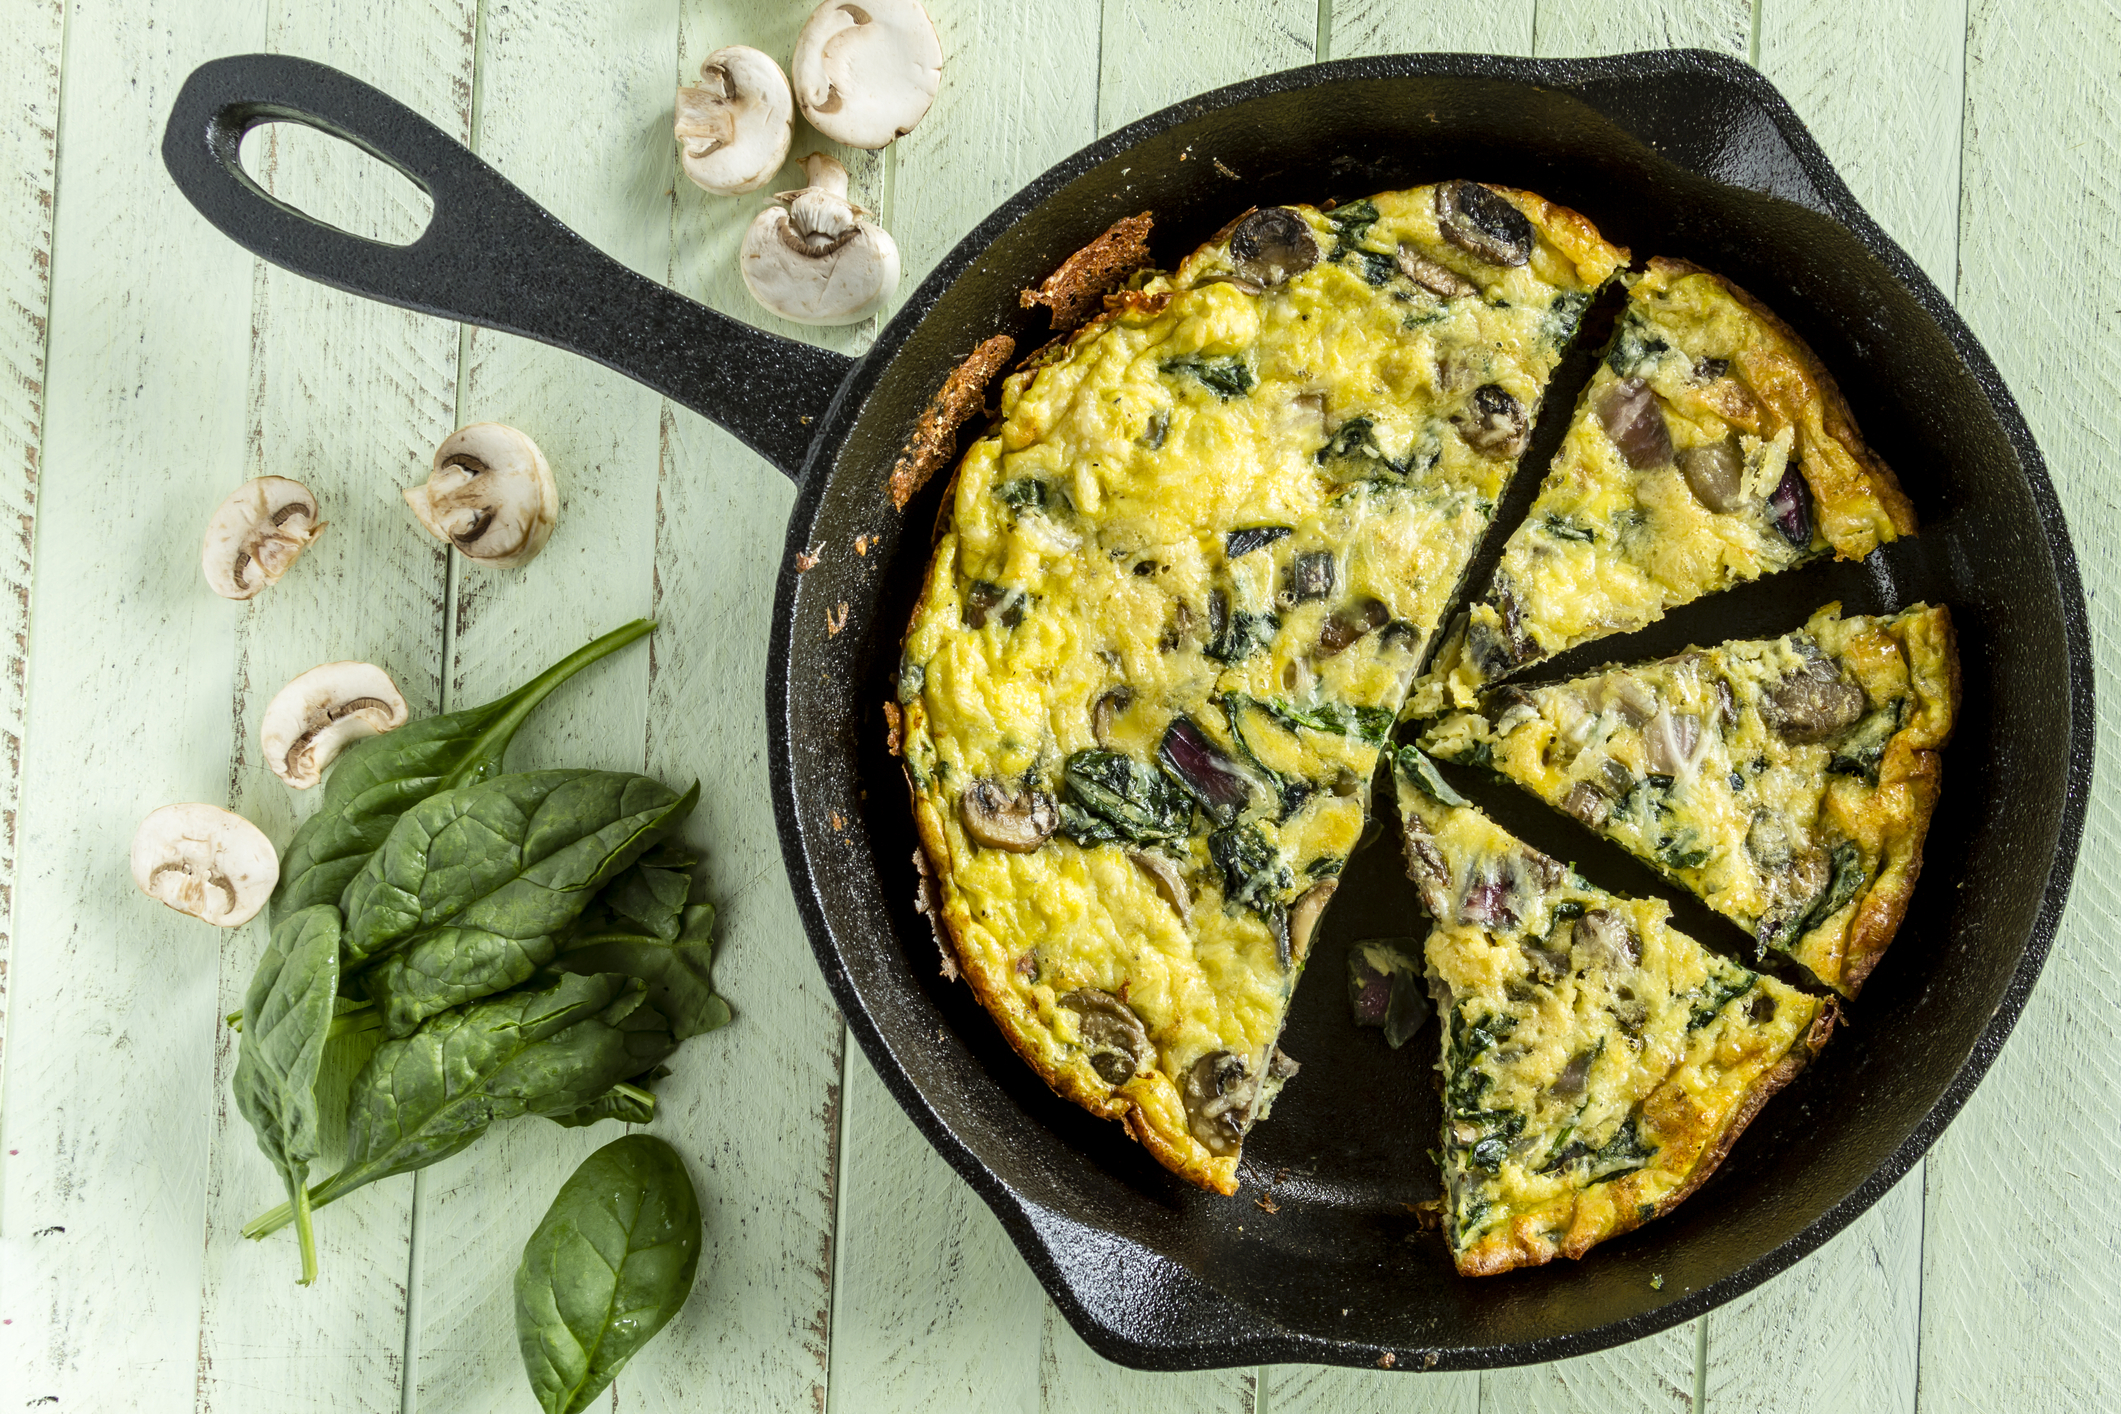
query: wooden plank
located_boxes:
[1918,0,2121,1406]
[826,1052,1048,1414]
[1757,0,1966,285]
[403,1,682,1408]
[1039,1303,1257,1413]
[0,0,63,1095]
[188,6,478,1410]
[1330,0,1535,58]
[1697,4,1964,1407]
[1702,1171,1922,1413]
[1266,1361,1475,1414]
[1531,0,1751,57]
[1094,0,1314,135]
[0,0,266,1406]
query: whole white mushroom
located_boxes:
[790,0,943,149]
[740,153,901,326]
[674,46,794,195]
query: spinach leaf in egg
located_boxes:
[1061,750,1193,845]
[1162,354,1255,400]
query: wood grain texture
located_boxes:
[1265,1360,1476,1414]
[1920,0,2121,1408]
[0,0,264,1405]
[1532,0,1751,57]
[1329,0,1535,58]
[1095,0,1314,134]
[1703,1170,1922,1413]
[402,2,681,1409]
[0,0,62,1102]
[188,6,477,1411]
[826,1051,1049,1414]
[1039,1302,1257,1414]
[1758,0,1966,285]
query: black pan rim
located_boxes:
[767,47,2095,1371]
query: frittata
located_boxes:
[1421,603,1957,995]
[1411,257,1917,716]
[895,183,1626,1192]
[1394,749,1834,1275]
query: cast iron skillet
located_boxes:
[163,49,2090,1371]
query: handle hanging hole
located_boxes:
[237,120,434,247]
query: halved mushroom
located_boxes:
[1129,850,1191,922]
[741,153,901,326]
[202,477,326,601]
[1059,988,1151,1085]
[1396,244,1476,298]
[1286,879,1337,966]
[404,422,558,568]
[261,661,411,789]
[1183,1050,1254,1155]
[1434,180,1533,266]
[958,778,1057,851]
[1453,384,1529,460]
[790,0,943,149]
[1762,656,1867,742]
[675,46,794,195]
[1228,207,1318,287]
[131,803,279,927]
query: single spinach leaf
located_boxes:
[270,619,656,926]
[231,904,342,1284]
[1059,750,1191,846]
[346,770,700,1035]
[576,841,696,943]
[514,1135,702,1414]
[242,972,679,1240]
[545,903,730,1041]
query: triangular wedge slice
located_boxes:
[1421,603,1957,995]
[1393,749,1835,1276]
[1411,257,1917,716]
[895,184,1626,1193]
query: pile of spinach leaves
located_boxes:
[230,620,730,1283]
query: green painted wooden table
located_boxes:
[1,0,2113,1408]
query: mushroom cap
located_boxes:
[740,154,901,326]
[131,803,279,927]
[790,0,943,149]
[202,476,326,601]
[675,46,794,195]
[260,660,411,789]
[404,421,559,568]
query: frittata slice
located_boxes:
[1412,257,1917,716]
[1420,603,1957,995]
[896,184,1626,1193]
[1394,749,1834,1276]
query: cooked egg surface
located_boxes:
[1421,602,1956,995]
[899,184,1626,1191]
[1412,258,1918,717]
[1395,751,1824,1276]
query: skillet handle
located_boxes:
[161,53,851,482]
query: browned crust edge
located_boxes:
[1451,995,1841,1277]
[1644,255,1918,553]
[1835,606,1963,996]
[901,779,1240,1196]
[1653,996,1841,1220]
[1019,211,1156,332]
[887,333,1017,511]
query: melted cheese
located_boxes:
[1395,751,1824,1275]
[1421,602,1956,994]
[900,186,1625,1191]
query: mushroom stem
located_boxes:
[800,151,851,199]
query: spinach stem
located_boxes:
[441,618,655,793]
[294,1184,317,1286]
